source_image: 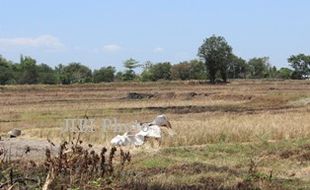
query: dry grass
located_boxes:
[0,80,310,189]
[1,80,308,146]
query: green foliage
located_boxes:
[248,57,271,78]
[227,55,249,79]
[288,54,310,79]
[198,35,233,83]
[93,66,116,83]
[141,157,173,169]
[0,56,14,85]
[122,70,136,81]
[171,62,191,80]
[140,61,153,81]
[276,68,293,79]
[60,63,92,84]
[141,62,172,81]
[18,56,39,84]
[124,58,139,70]
[171,60,207,80]
[1,42,309,85]
[188,59,208,80]
[269,66,278,78]
[37,64,58,84]
[114,71,124,81]
[122,58,139,81]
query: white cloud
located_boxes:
[102,44,122,52]
[0,35,65,50]
[153,47,164,53]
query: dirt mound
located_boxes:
[153,92,176,99]
[127,92,154,99]
[117,105,252,114]
[279,149,301,159]
[126,92,177,100]
[278,146,310,162]
[179,92,198,100]
[126,91,211,100]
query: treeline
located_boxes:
[0,56,205,84]
[0,55,304,85]
[0,36,309,85]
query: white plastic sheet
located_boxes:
[110,115,172,147]
[136,124,161,138]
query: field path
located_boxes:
[0,137,110,161]
[0,137,60,161]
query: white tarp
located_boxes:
[110,115,172,147]
[110,133,132,146]
[136,124,161,138]
[110,125,161,146]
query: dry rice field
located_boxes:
[0,80,310,189]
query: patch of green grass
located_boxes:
[141,157,174,169]
[128,138,310,189]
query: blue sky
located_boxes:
[0,0,309,70]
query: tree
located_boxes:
[171,62,191,80]
[171,60,206,80]
[140,62,171,81]
[248,57,270,78]
[60,63,92,84]
[149,62,172,81]
[54,64,65,84]
[0,56,14,84]
[18,56,39,84]
[276,67,293,79]
[288,54,310,79]
[122,58,139,81]
[227,55,248,79]
[93,66,116,83]
[114,71,124,81]
[198,35,233,83]
[188,60,207,80]
[269,66,278,78]
[140,61,154,81]
[37,63,58,84]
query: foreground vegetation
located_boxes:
[0,80,309,189]
[2,137,310,189]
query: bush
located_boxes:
[171,60,206,80]
[141,62,172,81]
[93,66,116,83]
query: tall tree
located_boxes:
[19,56,39,84]
[198,35,233,83]
[0,55,14,84]
[122,58,139,81]
[288,54,310,79]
